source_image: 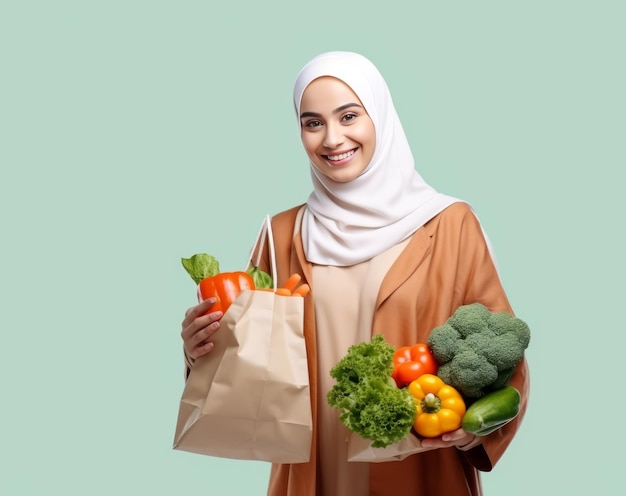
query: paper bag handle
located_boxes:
[247,215,278,290]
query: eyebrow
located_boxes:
[300,102,363,120]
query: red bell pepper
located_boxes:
[197,271,254,314]
[182,253,255,315]
[392,343,438,387]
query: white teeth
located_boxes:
[327,150,355,161]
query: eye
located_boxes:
[303,119,323,129]
[342,112,358,123]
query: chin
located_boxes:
[316,164,364,183]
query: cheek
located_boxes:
[359,127,377,162]
[301,133,319,158]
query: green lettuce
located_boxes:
[327,334,416,448]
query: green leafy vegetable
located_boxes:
[327,334,416,448]
[181,253,220,284]
[247,265,273,289]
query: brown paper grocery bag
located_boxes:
[173,216,312,463]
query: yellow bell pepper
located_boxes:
[408,374,466,438]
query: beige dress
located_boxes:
[312,237,410,496]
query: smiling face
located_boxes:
[299,76,376,183]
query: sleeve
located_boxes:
[183,348,194,379]
[445,204,531,472]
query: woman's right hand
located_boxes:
[181,297,224,360]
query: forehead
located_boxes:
[300,76,362,110]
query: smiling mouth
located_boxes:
[323,148,357,162]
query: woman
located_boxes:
[181,51,530,496]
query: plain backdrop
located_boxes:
[1,1,624,495]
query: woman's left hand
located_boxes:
[419,428,477,450]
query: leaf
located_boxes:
[181,253,220,284]
[247,266,273,289]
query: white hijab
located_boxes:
[293,51,461,266]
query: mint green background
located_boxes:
[1,1,624,494]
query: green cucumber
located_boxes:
[462,385,521,436]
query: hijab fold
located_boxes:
[294,51,460,266]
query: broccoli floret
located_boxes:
[489,366,515,391]
[427,323,461,363]
[327,334,416,448]
[427,303,531,398]
[447,302,491,337]
[438,350,499,398]
[488,311,531,348]
[480,333,526,372]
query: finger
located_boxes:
[183,297,217,321]
[181,309,223,342]
[186,316,222,346]
[419,437,444,449]
[420,429,470,449]
[182,297,218,329]
[441,431,475,448]
[190,341,215,360]
[441,428,469,443]
[182,313,224,359]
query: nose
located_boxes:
[323,123,344,149]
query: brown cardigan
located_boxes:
[256,202,530,496]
